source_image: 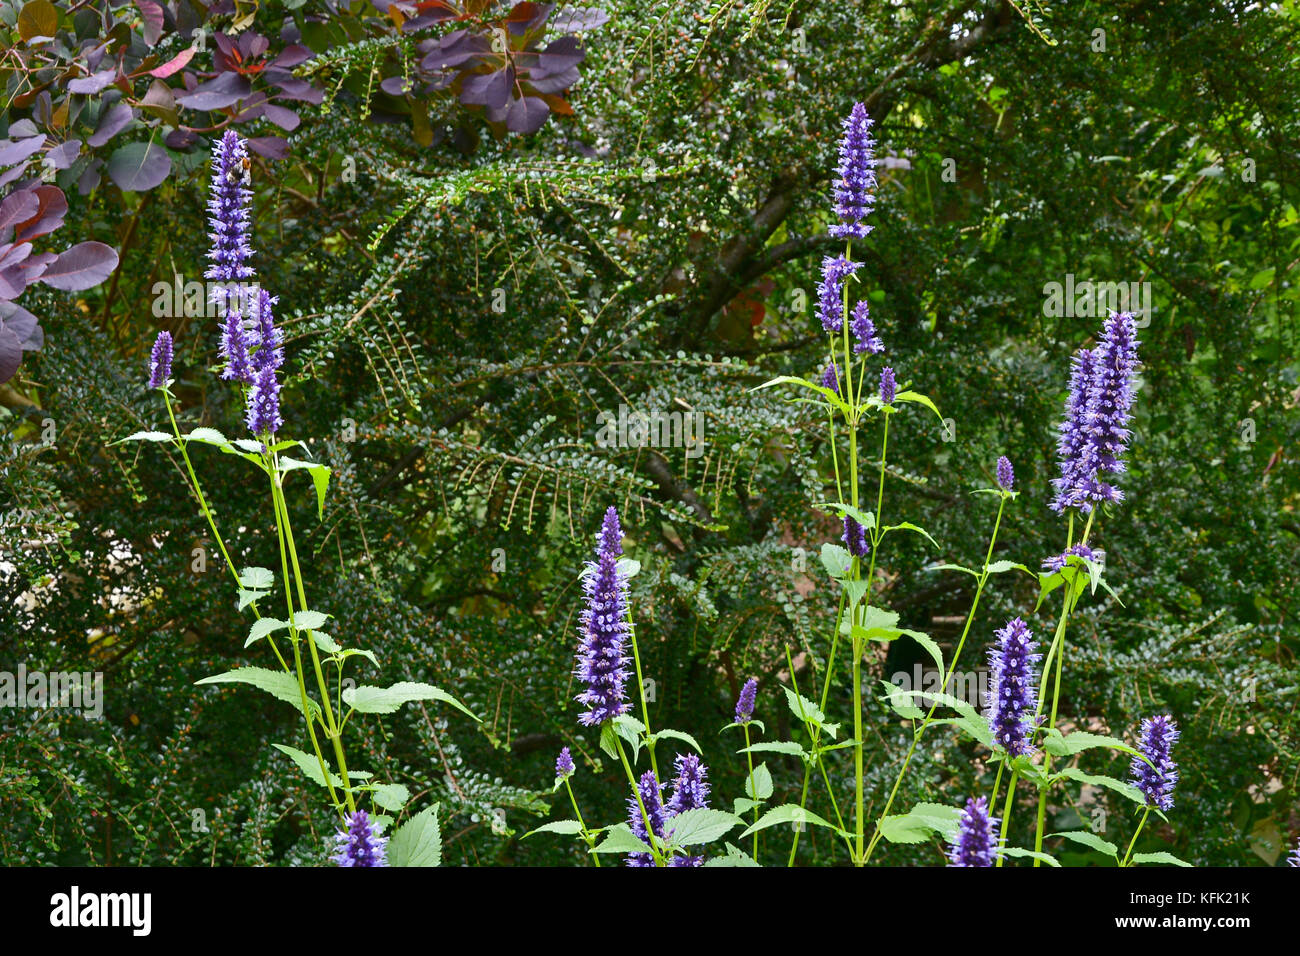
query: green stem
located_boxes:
[1120,807,1151,867]
[743,724,758,860]
[995,770,1019,867]
[614,734,664,867]
[162,392,289,672]
[562,777,601,867]
[865,491,1007,861]
[626,617,658,781]
[266,459,341,813]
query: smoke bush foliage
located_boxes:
[2,1,1298,867]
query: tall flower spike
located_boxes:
[985,618,1041,756]
[734,677,758,725]
[626,770,667,867]
[1288,838,1300,868]
[251,288,283,371]
[206,130,255,311]
[332,810,388,867]
[996,455,1014,491]
[1077,312,1141,510]
[148,331,172,388]
[947,797,998,867]
[850,300,883,355]
[1050,347,1095,513]
[555,747,575,780]
[817,255,861,333]
[574,506,632,726]
[220,309,254,384]
[842,515,870,558]
[829,102,878,240]
[879,366,896,405]
[1130,714,1179,811]
[245,364,282,436]
[666,753,710,867]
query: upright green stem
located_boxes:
[626,619,658,781]
[1120,807,1151,867]
[865,491,1007,861]
[743,724,758,859]
[614,734,664,867]
[995,770,1019,867]
[270,461,356,813]
[562,778,601,867]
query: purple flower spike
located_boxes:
[850,300,883,355]
[817,255,862,333]
[1288,838,1300,867]
[574,506,632,726]
[206,130,255,310]
[948,796,998,867]
[251,288,283,371]
[245,364,282,436]
[220,309,254,384]
[332,810,388,867]
[1131,714,1179,811]
[829,103,878,240]
[556,746,575,779]
[842,515,870,558]
[879,366,896,405]
[1051,313,1141,513]
[985,618,1041,757]
[996,456,1014,491]
[820,362,842,396]
[735,677,758,725]
[626,770,667,867]
[666,753,710,867]
[148,331,173,388]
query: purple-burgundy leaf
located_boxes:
[68,70,119,95]
[36,241,119,291]
[0,135,48,168]
[176,71,252,111]
[0,326,22,385]
[505,95,551,134]
[106,141,171,192]
[88,101,135,148]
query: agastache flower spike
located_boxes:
[1288,838,1300,868]
[251,289,283,371]
[817,255,862,333]
[1077,312,1141,510]
[1130,714,1179,811]
[985,618,1041,756]
[734,677,758,725]
[842,515,870,558]
[206,130,255,311]
[1050,347,1094,513]
[574,506,632,726]
[148,331,172,388]
[947,797,998,867]
[879,366,896,405]
[555,747,575,780]
[996,456,1014,491]
[626,770,667,867]
[332,810,388,867]
[245,364,282,436]
[666,753,710,867]
[829,102,878,240]
[220,309,254,384]
[850,300,883,355]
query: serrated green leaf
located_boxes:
[196,667,319,717]
[878,802,963,844]
[739,803,837,839]
[271,743,341,789]
[745,763,773,801]
[524,819,586,839]
[591,822,653,855]
[239,566,274,589]
[244,617,290,648]
[1131,851,1192,867]
[388,804,442,866]
[343,681,478,720]
[1050,829,1119,858]
[370,782,411,812]
[665,808,742,846]
[703,842,761,867]
[651,728,702,753]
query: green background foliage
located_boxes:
[2,0,1297,866]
